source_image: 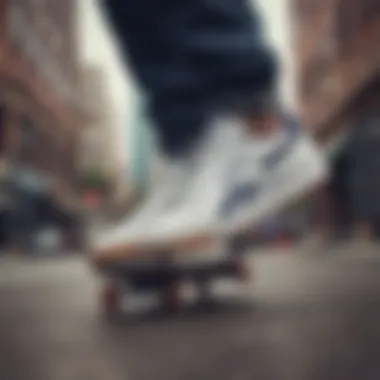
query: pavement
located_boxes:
[1,247,380,380]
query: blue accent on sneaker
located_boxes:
[219,180,261,219]
[219,116,301,220]
[262,121,299,170]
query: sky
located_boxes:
[77,0,136,181]
[255,0,296,111]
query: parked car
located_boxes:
[1,165,86,253]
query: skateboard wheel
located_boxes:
[237,260,251,281]
[100,281,123,322]
[161,281,182,312]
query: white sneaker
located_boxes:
[92,161,193,262]
[92,116,246,262]
[93,114,327,261]
[220,126,327,233]
[148,115,327,250]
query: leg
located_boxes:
[94,0,326,262]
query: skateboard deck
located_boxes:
[92,234,218,267]
[94,240,251,321]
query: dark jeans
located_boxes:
[102,0,277,156]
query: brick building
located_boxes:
[0,0,86,191]
[292,0,380,237]
[292,0,380,140]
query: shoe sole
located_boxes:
[93,233,217,267]
[93,178,327,267]
[93,148,328,266]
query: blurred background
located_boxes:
[0,0,378,255]
[1,1,380,380]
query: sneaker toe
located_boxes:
[91,223,149,264]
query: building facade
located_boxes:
[292,0,380,140]
[292,0,380,237]
[0,0,85,191]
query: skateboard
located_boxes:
[92,235,252,322]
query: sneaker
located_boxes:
[92,160,194,263]
[219,122,327,233]
[147,115,327,250]
[94,114,327,261]
[92,116,246,262]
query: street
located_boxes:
[1,248,380,380]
